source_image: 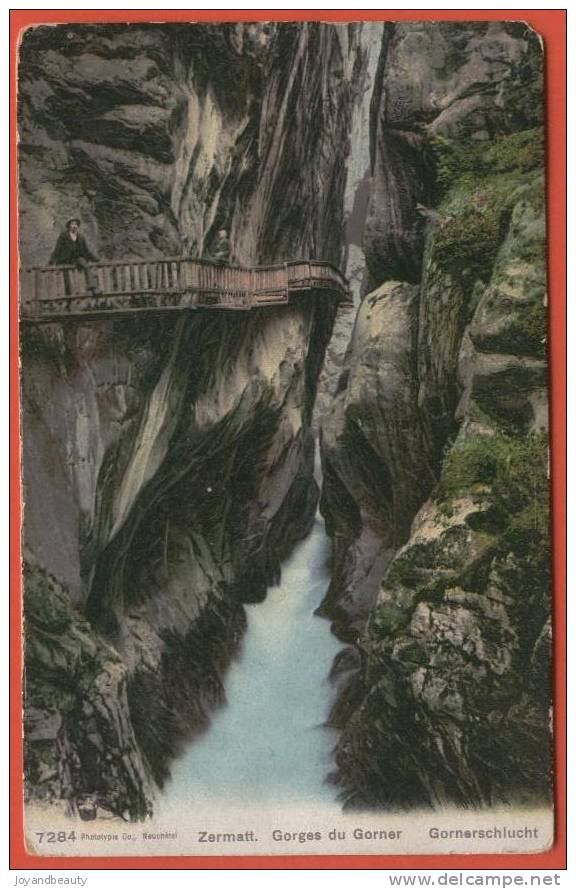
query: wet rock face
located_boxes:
[460,182,548,432]
[21,319,172,601]
[319,282,436,639]
[364,20,542,291]
[331,165,552,806]
[23,561,154,819]
[337,480,552,809]
[18,21,357,267]
[19,22,361,817]
[322,22,551,807]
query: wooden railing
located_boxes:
[20,257,351,321]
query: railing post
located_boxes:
[44,270,50,301]
[284,261,289,303]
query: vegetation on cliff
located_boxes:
[327,24,551,810]
[430,127,545,284]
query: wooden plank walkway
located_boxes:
[20,258,352,322]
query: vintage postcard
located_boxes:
[11,11,564,865]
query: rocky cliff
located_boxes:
[321,21,552,808]
[19,19,553,819]
[19,22,363,818]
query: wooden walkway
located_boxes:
[20,258,351,322]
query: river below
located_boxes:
[159,511,345,816]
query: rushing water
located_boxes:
[159,512,345,814]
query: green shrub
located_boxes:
[488,128,545,174]
[429,128,544,279]
[510,299,548,358]
[433,194,511,281]
[430,128,544,194]
[438,432,549,539]
[440,430,546,495]
[440,436,502,495]
[436,432,551,599]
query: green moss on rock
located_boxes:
[438,432,548,514]
[429,128,544,281]
[433,197,511,282]
[436,431,550,588]
[431,128,544,194]
[501,299,548,360]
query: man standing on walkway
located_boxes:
[50,217,100,293]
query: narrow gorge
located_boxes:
[320,21,551,811]
[19,20,552,827]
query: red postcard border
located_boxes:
[9,8,567,871]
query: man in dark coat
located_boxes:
[50,218,100,293]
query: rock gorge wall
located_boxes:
[19,22,363,818]
[321,21,552,808]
